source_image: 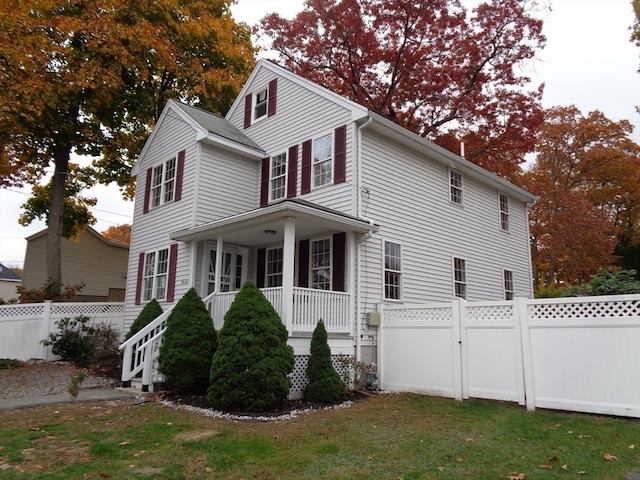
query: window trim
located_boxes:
[312,131,334,189]
[150,156,177,210]
[498,192,510,232]
[253,87,268,122]
[453,256,467,299]
[266,247,284,288]
[449,168,463,205]
[503,269,514,301]
[142,247,170,302]
[269,152,288,202]
[309,237,332,290]
[383,240,403,301]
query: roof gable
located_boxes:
[0,263,21,281]
[226,59,368,123]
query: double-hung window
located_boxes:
[311,238,331,290]
[254,88,268,120]
[503,270,514,300]
[266,247,284,288]
[143,248,169,301]
[449,169,463,205]
[313,134,333,188]
[151,157,176,208]
[384,241,402,300]
[453,257,467,299]
[499,193,510,231]
[270,152,287,201]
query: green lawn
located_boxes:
[0,393,638,479]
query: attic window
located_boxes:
[151,156,176,208]
[254,88,268,120]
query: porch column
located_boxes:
[282,217,296,333]
[214,236,224,294]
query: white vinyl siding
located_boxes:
[384,241,402,301]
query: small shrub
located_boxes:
[0,358,24,370]
[68,371,86,399]
[158,288,217,394]
[41,315,120,367]
[304,320,345,403]
[562,269,640,297]
[17,280,85,302]
[207,281,294,412]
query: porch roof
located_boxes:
[169,199,379,246]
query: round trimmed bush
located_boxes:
[125,298,163,340]
[158,288,217,394]
[207,281,294,411]
[304,319,345,403]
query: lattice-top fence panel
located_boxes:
[51,303,124,316]
[530,298,640,321]
[289,355,354,393]
[0,304,45,318]
[467,304,513,322]
[384,305,453,323]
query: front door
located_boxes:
[203,243,247,296]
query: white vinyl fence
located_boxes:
[379,295,640,418]
[0,302,125,361]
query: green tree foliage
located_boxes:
[0,0,255,288]
[125,298,163,341]
[207,281,294,412]
[158,288,217,394]
[304,320,345,403]
[563,269,640,297]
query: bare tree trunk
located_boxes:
[47,145,71,290]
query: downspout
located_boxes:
[355,116,373,362]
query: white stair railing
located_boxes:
[119,292,216,391]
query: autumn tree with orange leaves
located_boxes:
[523,106,640,289]
[102,224,131,246]
[0,0,254,292]
[257,0,546,179]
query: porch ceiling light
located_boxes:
[264,229,277,236]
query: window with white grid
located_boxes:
[384,241,402,300]
[313,134,333,188]
[449,169,463,204]
[311,238,331,290]
[266,247,283,288]
[499,192,510,231]
[503,270,514,300]
[143,248,169,302]
[151,156,176,208]
[270,152,287,201]
[453,257,467,299]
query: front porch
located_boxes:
[209,287,351,334]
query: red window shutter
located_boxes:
[256,248,266,288]
[301,140,312,194]
[143,168,152,214]
[268,78,277,117]
[175,150,185,201]
[135,252,145,305]
[244,93,252,129]
[287,145,298,198]
[298,239,309,288]
[334,125,346,184]
[166,243,178,302]
[332,232,346,292]
[260,157,270,207]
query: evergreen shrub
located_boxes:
[158,288,217,394]
[207,281,294,411]
[304,320,345,403]
[125,298,163,340]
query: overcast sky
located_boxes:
[1,0,638,268]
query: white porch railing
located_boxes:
[120,287,352,388]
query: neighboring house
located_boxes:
[23,227,129,302]
[122,59,536,369]
[0,263,21,303]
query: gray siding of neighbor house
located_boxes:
[22,229,128,300]
[357,126,533,315]
[226,67,358,214]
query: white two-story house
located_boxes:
[120,59,536,394]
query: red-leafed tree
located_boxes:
[523,106,640,289]
[256,0,546,179]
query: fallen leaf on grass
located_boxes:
[603,452,618,461]
[629,445,636,449]
[539,464,553,470]
[507,472,526,480]
[438,466,445,472]
[118,440,132,446]
[561,464,568,471]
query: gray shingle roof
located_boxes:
[0,263,21,281]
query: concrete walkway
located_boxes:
[0,388,137,411]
